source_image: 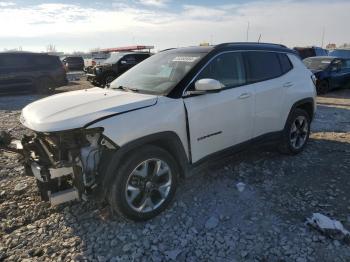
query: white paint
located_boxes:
[21,87,157,132]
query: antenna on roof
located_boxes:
[258,34,262,43]
[321,26,325,48]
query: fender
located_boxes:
[284,97,315,126]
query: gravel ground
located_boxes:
[0,84,350,262]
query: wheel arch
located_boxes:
[98,131,189,200]
[286,98,315,125]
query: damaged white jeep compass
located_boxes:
[13,43,316,221]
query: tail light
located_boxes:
[311,74,317,86]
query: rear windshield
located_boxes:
[303,57,333,70]
[65,57,84,62]
[103,53,126,64]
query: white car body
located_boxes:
[18,43,316,214]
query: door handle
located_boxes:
[238,93,251,99]
[283,82,293,88]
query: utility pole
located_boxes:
[246,21,250,42]
[321,26,325,48]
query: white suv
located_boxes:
[19,43,316,221]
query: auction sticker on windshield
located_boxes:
[172,56,200,63]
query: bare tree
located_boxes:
[46,44,56,52]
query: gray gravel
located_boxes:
[1,85,350,261]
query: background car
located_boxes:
[294,46,328,59]
[328,49,350,59]
[0,52,68,94]
[303,56,350,94]
[61,56,85,71]
[86,52,151,87]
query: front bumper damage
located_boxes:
[1,128,115,205]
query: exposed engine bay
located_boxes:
[3,128,116,205]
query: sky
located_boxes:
[0,0,348,53]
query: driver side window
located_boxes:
[196,52,246,88]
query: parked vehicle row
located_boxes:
[86,52,151,87]
[8,43,316,221]
[303,56,350,94]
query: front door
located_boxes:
[183,52,255,163]
[330,59,350,88]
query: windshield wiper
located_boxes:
[114,85,139,92]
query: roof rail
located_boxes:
[214,42,287,49]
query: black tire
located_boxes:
[279,108,311,155]
[103,73,117,86]
[35,77,56,94]
[108,145,179,221]
[316,80,329,95]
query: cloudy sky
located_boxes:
[0,0,348,52]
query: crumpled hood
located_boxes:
[21,87,157,132]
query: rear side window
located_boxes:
[278,53,293,73]
[0,54,32,68]
[196,52,246,88]
[245,52,282,83]
[34,55,61,68]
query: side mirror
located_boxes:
[195,78,223,91]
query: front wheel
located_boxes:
[108,145,179,221]
[279,108,311,155]
[35,77,56,94]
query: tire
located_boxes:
[279,108,311,155]
[35,77,56,94]
[316,80,329,95]
[108,145,179,221]
[103,74,117,86]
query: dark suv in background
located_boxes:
[293,46,328,60]
[61,56,85,71]
[86,52,151,86]
[0,52,68,94]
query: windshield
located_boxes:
[303,57,333,70]
[103,53,125,64]
[110,49,207,95]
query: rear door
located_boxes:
[329,59,347,88]
[183,52,255,162]
[330,59,350,88]
[245,51,289,137]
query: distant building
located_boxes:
[326,43,337,50]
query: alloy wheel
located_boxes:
[289,115,309,150]
[125,159,172,213]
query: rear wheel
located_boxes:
[316,80,329,95]
[108,145,179,221]
[35,77,56,94]
[279,108,310,155]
